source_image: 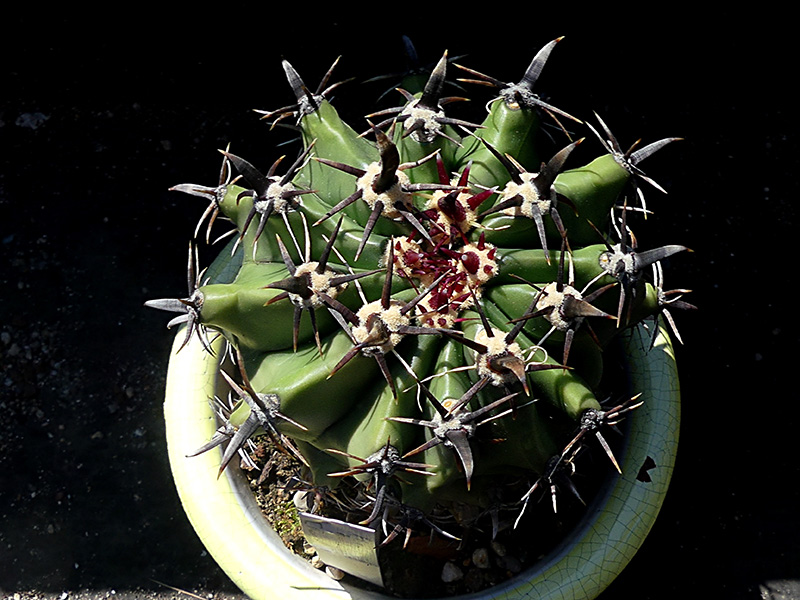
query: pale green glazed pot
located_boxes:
[163,322,679,600]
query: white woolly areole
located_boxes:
[353,300,409,353]
[356,163,412,218]
[388,237,422,269]
[600,245,637,277]
[474,327,523,386]
[289,262,345,309]
[426,189,478,234]
[255,180,298,214]
[456,242,498,287]
[400,100,444,143]
[500,172,550,219]
[536,281,582,331]
[432,411,475,441]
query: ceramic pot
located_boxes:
[163,323,679,600]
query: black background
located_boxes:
[2,9,797,600]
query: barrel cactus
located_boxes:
[148,37,692,596]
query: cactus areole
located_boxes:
[150,37,691,599]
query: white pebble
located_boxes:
[441,561,464,583]
[472,547,490,569]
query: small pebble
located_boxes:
[441,561,464,583]
[490,540,507,557]
[325,566,345,580]
[472,547,491,569]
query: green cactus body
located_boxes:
[294,96,378,208]
[149,37,691,594]
[455,96,541,190]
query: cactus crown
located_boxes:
[147,37,693,595]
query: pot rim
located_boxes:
[163,323,679,600]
